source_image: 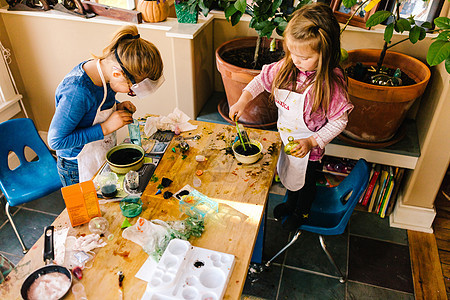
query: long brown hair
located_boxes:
[93,25,163,83]
[271,3,346,114]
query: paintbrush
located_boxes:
[118,271,124,300]
[235,120,247,152]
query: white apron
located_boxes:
[77,60,117,182]
[275,85,314,191]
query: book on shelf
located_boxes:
[378,166,395,216]
[368,178,381,212]
[361,164,381,206]
[376,166,393,214]
[372,167,389,213]
[385,168,405,216]
[380,178,395,218]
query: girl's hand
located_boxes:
[229,91,253,121]
[100,110,133,136]
[117,101,136,114]
[289,136,318,158]
[229,101,247,122]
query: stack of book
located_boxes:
[359,164,405,218]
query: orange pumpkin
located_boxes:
[137,0,169,23]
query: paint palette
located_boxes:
[141,239,235,300]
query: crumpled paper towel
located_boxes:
[144,107,197,137]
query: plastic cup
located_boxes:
[128,119,142,146]
[98,172,119,198]
[120,196,143,217]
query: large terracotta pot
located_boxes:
[215,37,278,129]
[342,49,430,144]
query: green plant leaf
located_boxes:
[421,21,432,29]
[445,57,450,74]
[409,26,421,43]
[224,5,237,19]
[418,27,426,41]
[342,0,357,9]
[234,0,247,13]
[436,31,450,41]
[396,19,411,33]
[271,0,283,14]
[434,17,450,29]
[426,39,450,66]
[384,23,394,44]
[230,11,243,26]
[260,23,276,39]
[366,11,391,27]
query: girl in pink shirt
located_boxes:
[229,3,353,231]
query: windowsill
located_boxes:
[0,94,22,123]
[0,5,214,39]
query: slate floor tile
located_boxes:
[347,281,414,299]
[278,266,345,300]
[266,193,285,220]
[21,189,65,215]
[349,210,408,245]
[284,230,348,277]
[262,219,291,265]
[348,235,413,293]
[0,209,56,257]
[242,264,281,299]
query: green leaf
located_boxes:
[436,31,450,41]
[342,0,357,9]
[366,11,391,27]
[434,17,450,30]
[409,26,420,43]
[276,20,288,33]
[234,0,247,13]
[252,20,270,31]
[230,11,243,26]
[427,40,450,66]
[421,21,432,29]
[271,0,283,15]
[396,18,411,32]
[384,23,394,44]
[260,23,276,39]
[418,27,426,40]
[224,5,237,20]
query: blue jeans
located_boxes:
[57,156,79,186]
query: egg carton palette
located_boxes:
[141,239,235,300]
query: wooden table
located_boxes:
[0,120,281,300]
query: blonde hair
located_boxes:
[272,3,346,114]
[93,25,163,83]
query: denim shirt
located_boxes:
[48,61,117,159]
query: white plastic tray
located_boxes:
[141,239,235,300]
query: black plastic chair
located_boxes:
[266,158,370,283]
[0,118,62,253]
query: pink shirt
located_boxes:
[244,60,353,160]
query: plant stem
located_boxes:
[377,42,388,69]
[340,0,370,35]
[386,37,410,50]
[253,36,261,68]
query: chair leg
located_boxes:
[319,235,346,283]
[5,203,28,254]
[265,230,302,267]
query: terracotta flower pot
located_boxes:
[215,37,278,129]
[341,49,430,145]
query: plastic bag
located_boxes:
[122,217,205,261]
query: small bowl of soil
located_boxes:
[232,139,263,164]
[106,143,145,174]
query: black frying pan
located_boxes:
[21,226,72,300]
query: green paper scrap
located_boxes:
[121,218,132,229]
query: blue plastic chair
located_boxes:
[266,158,370,283]
[0,118,62,253]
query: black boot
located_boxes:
[282,211,309,232]
[273,203,291,221]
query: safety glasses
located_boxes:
[115,49,164,98]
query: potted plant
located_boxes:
[215,0,310,128]
[338,0,449,147]
[174,0,213,23]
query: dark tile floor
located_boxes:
[0,93,415,298]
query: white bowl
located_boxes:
[232,139,262,164]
